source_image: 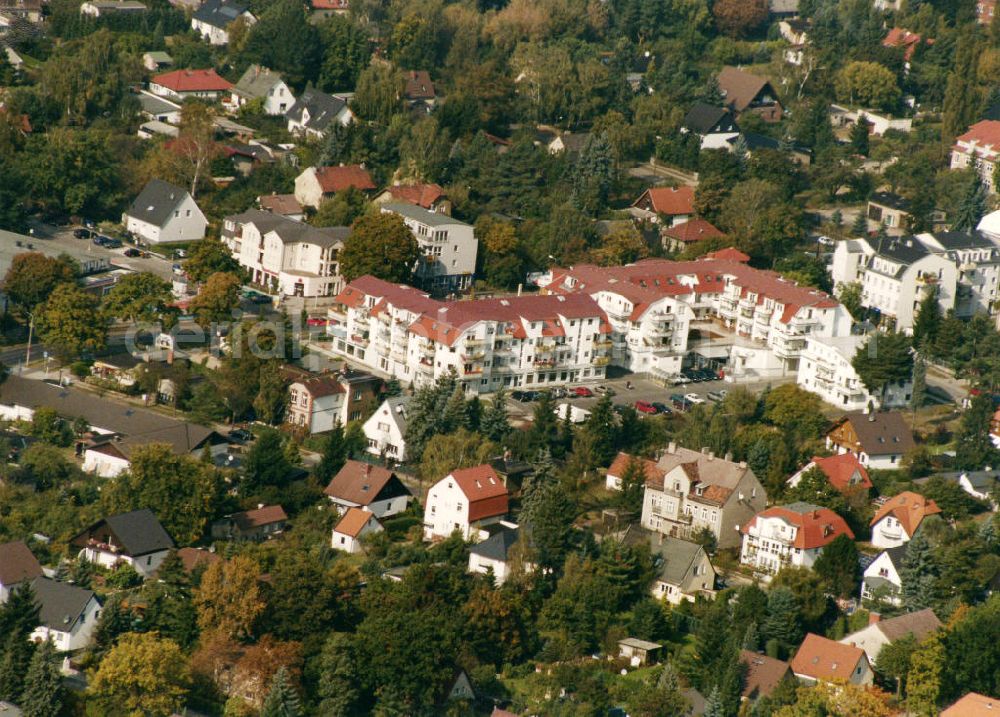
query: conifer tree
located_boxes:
[315,421,347,483]
[481,387,511,444]
[761,588,802,657]
[851,210,868,237]
[20,639,62,717]
[261,666,303,717]
[952,175,987,232]
[900,531,938,611]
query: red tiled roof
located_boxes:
[956,120,1000,149]
[312,164,376,193]
[633,186,695,215]
[449,465,509,522]
[870,491,941,535]
[791,634,867,682]
[382,183,444,209]
[175,547,221,573]
[739,650,792,699]
[259,193,302,216]
[607,452,666,483]
[312,0,347,8]
[942,693,1000,716]
[284,368,345,398]
[403,70,435,100]
[232,505,287,531]
[324,460,401,506]
[704,247,750,262]
[661,218,725,243]
[883,28,931,61]
[334,276,443,314]
[152,68,232,92]
[742,504,854,549]
[718,66,776,112]
[334,507,378,538]
[0,540,42,586]
[810,453,873,492]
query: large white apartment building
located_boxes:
[222,209,348,297]
[831,231,1000,331]
[797,334,912,410]
[380,203,478,294]
[542,253,851,378]
[329,276,612,394]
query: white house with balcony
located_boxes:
[740,502,854,577]
[950,120,1000,193]
[70,509,175,579]
[797,334,911,410]
[869,491,941,548]
[380,203,478,294]
[222,209,347,298]
[29,578,101,652]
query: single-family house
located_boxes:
[310,0,348,19]
[0,540,42,603]
[324,459,413,517]
[123,179,208,244]
[284,366,380,434]
[840,608,941,664]
[175,547,221,574]
[790,633,874,686]
[294,164,376,209]
[80,0,146,17]
[870,491,941,548]
[951,120,1000,194]
[211,505,287,540]
[83,423,228,478]
[29,577,101,652]
[661,218,725,253]
[787,453,873,494]
[717,66,783,123]
[372,183,451,214]
[363,396,410,462]
[71,509,175,578]
[618,638,661,667]
[331,507,383,553]
[825,410,916,470]
[681,102,740,150]
[646,531,716,604]
[883,28,931,73]
[423,464,510,540]
[740,651,793,701]
[922,470,999,505]
[630,186,695,226]
[90,353,143,388]
[778,19,810,65]
[285,88,353,139]
[868,191,914,233]
[740,502,854,576]
[861,543,909,606]
[977,0,996,24]
[136,90,182,125]
[226,65,294,115]
[468,522,530,585]
[403,70,436,114]
[547,132,591,155]
[149,68,233,100]
[191,0,255,45]
[942,692,1000,715]
[258,193,304,221]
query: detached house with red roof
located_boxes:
[0,540,42,603]
[150,68,233,101]
[717,66,783,123]
[661,218,725,253]
[373,183,451,215]
[788,453,873,495]
[294,164,376,209]
[283,365,380,434]
[630,186,695,226]
[870,490,941,548]
[210,505,287,541]
[790,633,873,686]
[324,459,413,518]
[951,120,1000,193]
[740,502,854,576]
[331,507,383,553]
[423,465,510,540]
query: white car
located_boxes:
[816,235,835,246]
[684,393,706,404]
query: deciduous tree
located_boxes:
[101,272,175,324]
[194,556,265,642]
[835,61,901,111]
[189,272,241,329]
[339,212,419,283]
[183,237,241,284]
[711,0,767,37]
[36,283,106,360]
[2,252,78,311]
[89,632,190,717]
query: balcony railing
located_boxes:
[593,338,613,349]
[592,356,610,367]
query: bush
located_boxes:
[104,562,143,589]
[70,361,92,378]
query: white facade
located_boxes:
[226,67,295,115]
[422,469,508,541]
[740,514,823,575]
[30,595,101,652]
[797,335,911,410]
[831,239,874,290]
[191,8,254,45]
[331,511,383,553]
[950,122,1000,193]
[363,397,409,461]
[78,545,169,578]
[81,448,130,478]
[124,192,207,245]
[861,550,903,605]
[380,203,478,293]
[870,515,912,549]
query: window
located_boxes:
[340,536,345,544]
[456,502,463,511]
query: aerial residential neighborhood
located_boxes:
[4,0,1000,714]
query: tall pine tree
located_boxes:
[260,666,303,717]
[481,387,511,443]
[900,531,938,611]
[20,639,63,717]
[952,175,987,232]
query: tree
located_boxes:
[852,332,913,406]
[571,132,616,215]
[813,534,860,598]
[955,391,999,470]
[481,387,512,444]
[912,287,941,348]
[260,666,303,717]
[36,284,106,361]
[850,120,870,156]
[718,179,803,264]
[876,632,916,695]
[102,444,224,545]
[318,15,369,92]
[189,272,241,329]
[102,272,174,324]
[835,62,901,111]
[240,0,320,89]
[419,428,496,482]
[183,237,241,284]
[24,127,124,217]
[339,213,419,283]
[952,174,987,232]
[254,360,287,425]
[837,281,864,321]
[317,633,360,716]
[762,587,802,657]
[617,455,648,519]
[28,409,71,447]
[174,102,220,198]
[193,556,266,641]
[20,639,63,717]
[528,391,561,457]
[775,680,894,716]
[851,212,869,237]
[242,428,293,494]
[582,394,618,466]
[0,631,32,702]
[315,421,347,484]
[899,531,937,611]
[89,632,190,717]
[2,252,77,311]
[906,634,943,716]
[311,186,368,227]
[942,36,981,140]
[591,226,649,266]
[711,0,767,37]
[352,64,403,125]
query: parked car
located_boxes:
[73,228,94,239]
[651,402,672,415]
[172,263,184,275]
[551,387,568,399]
[123,248,141,257]
[102,237,122,248]
[685,393,706,404]
[512,390,537,402]
[706,391,725,402]
[635,400,658,414]
[92,236,106,246]
[817,235,835,246]
[228,428,253,443]
[573,386,594,398]
[670,375,689,386]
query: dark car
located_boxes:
[123,248,141,257]
[651,402,672,415]
[512,390,537,403]
[73,228,94,239]
[92,236,106,246]
[228,428,253,443]
[103,237,122,248]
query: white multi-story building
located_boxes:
[380,203,478,294]
[740,502,854,576]
[222,209,347,297]
[330,276,612,394]
[797,334,911,410]
[950,120,1000,193]
[423,465,510,541]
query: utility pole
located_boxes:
[24,311,33,367]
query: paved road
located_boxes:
[27,220,178,281]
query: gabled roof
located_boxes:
[379,183,445,209]
[324,460,412,506]
[126,179,193,228]
[743,502,854,549]
[648,445,750,496]
[607,452,666,483]
[956,120,1000,149]
[309,164,376,193]
[809,453,873,492]
[228,505,287,531]
[869,191,912,212]
[258,193,302,216]
[872,608,941,642]
[470,524,523,561]
[334,507,379,538]
[382,201,469,228]
[791,633,866,681]
[942,692,1000,716]
[152,68,232,93]
[192,0,249,28]
[447,465,509,522]
[226,208,348,249]
[717,66,778,112]
[682,102,736,135]
[31,577,97,633]
[632,186,695,216]
[829,411,916,456]
[661,218,725,244]
[870,491,941,535]
[285,88,349,132]
[739,650,792,699]
[233,65,286,99]
[403,70,435,100]
[0,540,42,587]
[72,508,175,557]
[647,533,708,587]
[704,247,750,262]
[175,547,221,573]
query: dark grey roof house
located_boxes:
[71,509,175,577]
[285,88,352,137]
[30,577,102,651]
[123,179,207,244]
[683,102,739,136]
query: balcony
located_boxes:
[420,342,435,356]
[462,350,485,362]
[593,338,612,349]
[534,358,556,368]
[592,356,610,367]
[464,337,485,347]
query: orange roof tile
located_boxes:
[661,218,725,244]
[870,491,941,536]
[448,465,509,522]
[956,120,1000,149]
[810,453,873,492]
[607,452,666,484]
[152,68,232,92]
[791,634,867,682]
[633,186,695,215]
[743,503,854,549]
[334,507,378,538]
[704,247,750,262]
[383,183,444,209]
[942,693,1000,716]
[313,164,376,193]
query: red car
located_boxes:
[573,386,594,398]
[635,400,658,414]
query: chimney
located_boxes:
[667,441,677,454]
[365,464,372,477]
[724,451,733,462]
[701,447,710,455]
[257,503,264,510]
[868,612,881,625]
